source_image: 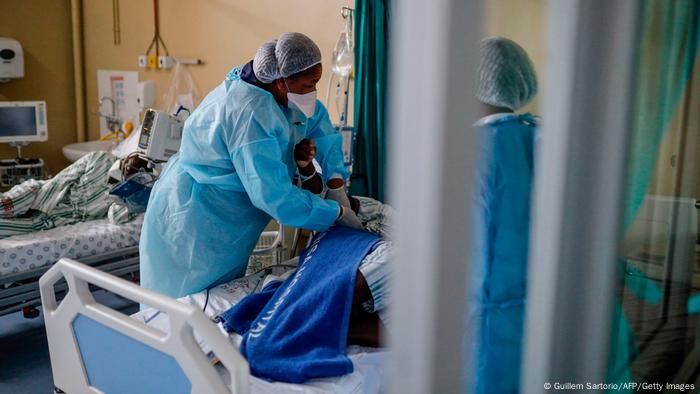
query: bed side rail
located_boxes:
[39,258,249,394]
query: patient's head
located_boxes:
[476,37,538,113]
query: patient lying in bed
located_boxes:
[131,262,387,392]
[133,196,394,384]
[0,151,146,238]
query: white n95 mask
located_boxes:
[287,90,317,118]
[284,79,317,118]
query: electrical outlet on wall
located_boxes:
[158,56,174,69]
[147,55,157,69]
[138,55,148,68]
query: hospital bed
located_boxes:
[0,215,144,318]
[1,217,287,319]
[40,258,386,394]
[621,196,699,383]
[623,196,698,287]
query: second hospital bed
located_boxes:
[0,215,144,317]
[0,211,286,318]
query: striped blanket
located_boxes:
[0,151,133,238]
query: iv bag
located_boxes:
[332,28,353,77]
[162,61,202,115]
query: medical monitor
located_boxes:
[0,101,48,143]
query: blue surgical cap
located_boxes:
[275,32,322,78]
[253,39,279,84]
[477,37,538,111]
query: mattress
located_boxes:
[132,264,387,394]
[0,214,143,277]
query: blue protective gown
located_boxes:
[468,113,537,394]
[139,66,347,298]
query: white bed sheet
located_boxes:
[132,265,387,394]
[0,214,143,277]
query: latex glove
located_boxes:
[294,138,316,168]
[326,185,352,211]
[336,206,364,230]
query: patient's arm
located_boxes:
[295,139,325,195]
[298,162,324,195]
[347,271,385,347]
[347,313,382,347]
[295,139,351,197]
[349,196,360,214]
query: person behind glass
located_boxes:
[470,36,539,394]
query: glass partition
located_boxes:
[611,2,700,390]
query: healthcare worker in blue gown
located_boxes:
[469,37,539,394]
[140,32,363,299]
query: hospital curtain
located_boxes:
[624,0,699,226]
[351,0,391,201]
[608,0,700,388]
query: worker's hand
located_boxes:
[326,178,344,190]
[326,185,351,210]
[336,206,364,230]
[294,139,316,169]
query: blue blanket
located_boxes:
[219,225,381,383]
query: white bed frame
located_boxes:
[40,258,250,394]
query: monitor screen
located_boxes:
[0,106,37,137]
